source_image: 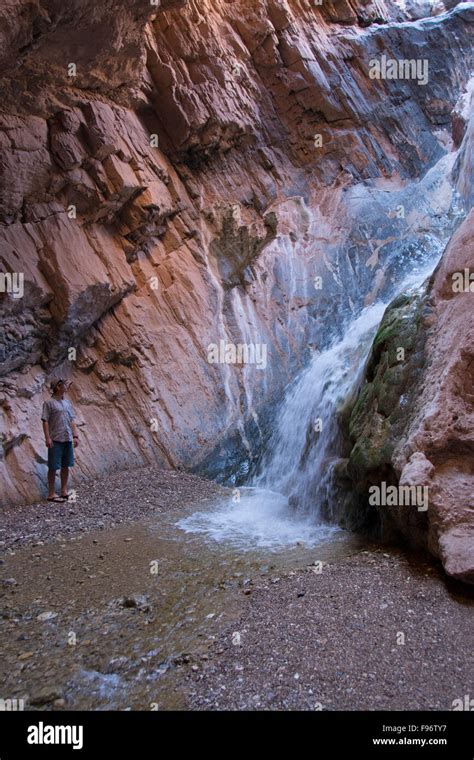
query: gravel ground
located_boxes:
[1,468,473,711]
[184,549,474,711]
[1,466,228,551]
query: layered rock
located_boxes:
[0,0,473,505]
[347,208,473,582]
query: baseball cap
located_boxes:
[50,378,66,393]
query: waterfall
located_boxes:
[251,301,387,520]
[178,260,440,549]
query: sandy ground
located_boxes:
[1,467,473,711]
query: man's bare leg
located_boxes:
[47,469,57,499]
[60,467,69,498]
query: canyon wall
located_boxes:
[343,81,473,583]
[0,0,472,507]
[347,208,473,583]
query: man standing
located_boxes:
[41,379,79,502]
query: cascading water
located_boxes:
[252,302,388,517]
[178,260,442,549]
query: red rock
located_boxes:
[0,0,472,519]
[397,211,474,583]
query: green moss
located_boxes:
[343,283,431,491]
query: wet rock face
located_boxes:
[0,0,473,504]
[347,210,474,583]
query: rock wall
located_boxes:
[1,0,473,504]
[347,206,473,583]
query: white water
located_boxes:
[179,487,341,549]
[179,261,439,550]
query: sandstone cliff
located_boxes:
[0,0,472,514]
[347,206,473,583]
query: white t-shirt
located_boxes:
[41,398,76,442]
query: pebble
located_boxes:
[105,656,129,674]
[37,611,58,622]
[30,686,64,706]
[120,594,149,609]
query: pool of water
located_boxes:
[1,496,368,710]
[177,487,343,550]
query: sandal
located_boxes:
[47,496,67,503]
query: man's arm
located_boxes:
[71,419,79,447]
[41,401,53,447]
[68,403,79,447]
[42,419,53,448]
